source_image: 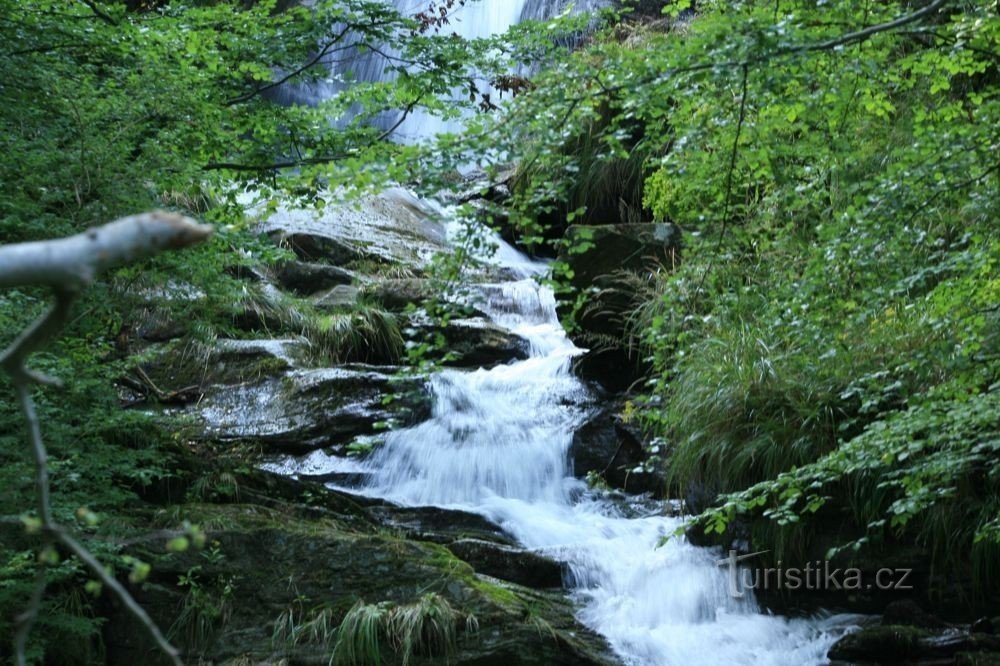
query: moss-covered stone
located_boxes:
[105,477,618,666]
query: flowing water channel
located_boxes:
[270,231,857,664]
[353,243,853,665]
[270,2,860,662]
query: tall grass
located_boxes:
[665,324,844,495]
[304,306,404,365]
[330,594,457,666]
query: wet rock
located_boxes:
[366,278,434,311]
[260,187,448,272]
[273,259,357,295]
[450,165,517,206]
[828,625,1000,662]
[556,223,681,392]
[193,367,431,453]
[973,617,996,634]
[572,347,646,394]
[447,539,565,589]
[136,338,308,400]
[313,284,361,310]
[828,625,932,661]
[367,504,516,546]
[570,402,665,497]
[443,318,531,368]
[408,316,531,369]
[274,230,371,265]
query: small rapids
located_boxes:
[266,2,859,661]
[269,235,857,665]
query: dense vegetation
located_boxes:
[1,0,997,662]
[487,0,998,607]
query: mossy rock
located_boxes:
[192,367,431,454]
[108,500,618,665]
[828,625,931,661]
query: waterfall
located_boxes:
[265,3,860,662]
[272,0,608,139]
[264,223,858,664]
[346,233,855,665]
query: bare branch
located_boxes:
[1,211,210,666]
[55,526,180,664]
[0,211,212,292]
[0,292,76,387]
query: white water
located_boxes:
[268,230,857,664]
[276,0,607,139]
[266,2,858,662]
[352,242,855,664]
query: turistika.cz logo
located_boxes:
[716,550,915,598]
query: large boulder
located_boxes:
[104,480,619,666]
[193,367,431,453]
[556,223,681,392]
[260,187,449,272]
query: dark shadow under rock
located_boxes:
[273,259,357,295]
[570,401,665,497]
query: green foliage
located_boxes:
[331,593,457,666]
[305,305,405,366]
[168,565,235,652]
[447,0,999,595]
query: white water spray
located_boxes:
[275,0,607,138]
[264,225,858,664]
[351,237,855,664]
[266,2,859,662]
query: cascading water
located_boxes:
[273,0,608,139]
[341,238,855,665]
[266,2,860,662]
[270,231,857,664]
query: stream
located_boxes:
[267,229,858,664]
[268,1,859,663]
[348,240,852,665]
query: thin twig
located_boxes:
[13,568,47,666]
[55,526,180,663]
[1,212,210,665]
[691,63,750,307]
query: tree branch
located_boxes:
[76,0,117,26]
[224,26,353,106]
[0,211,212,292]
[1,211,211,666]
